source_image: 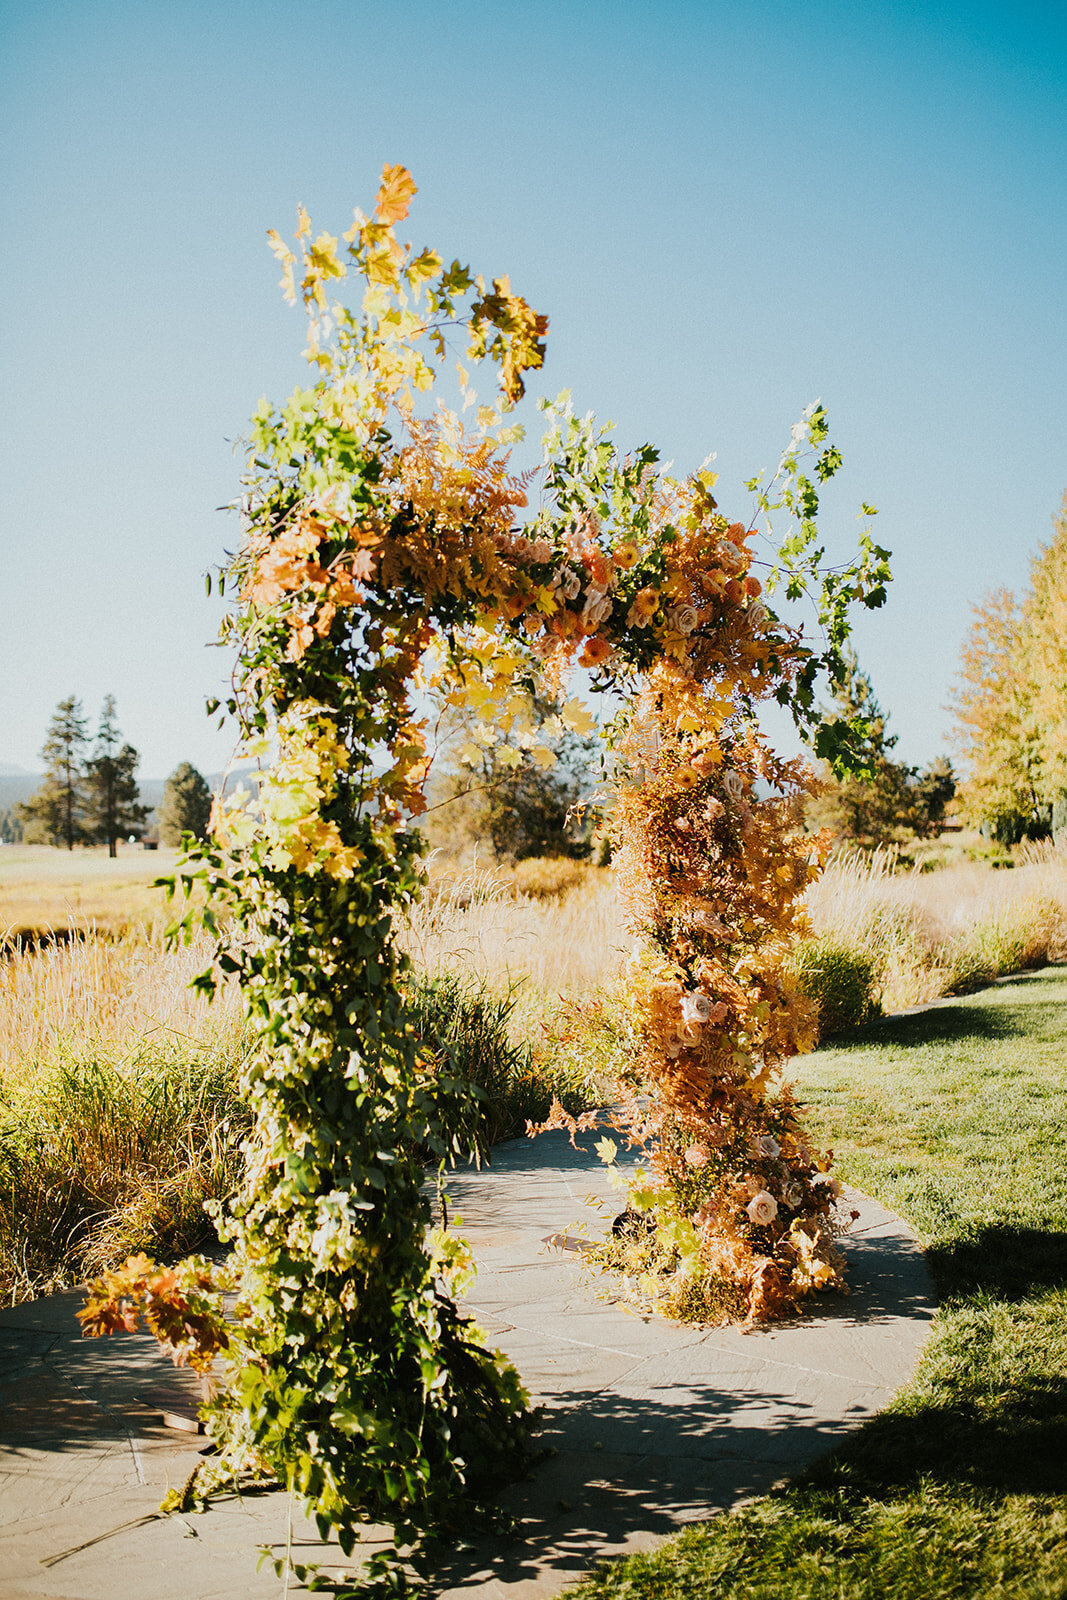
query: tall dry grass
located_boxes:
[0,927,251,1303]
[799,845,1067,1020]
[406,860,627,996]
[0,927,244,1086]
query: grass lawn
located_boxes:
[568,966,1067,1599]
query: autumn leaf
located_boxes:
[406,247,442,286]
[376,164,418,226]
[267,229,297,304]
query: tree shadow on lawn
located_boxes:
[804,1363,1067,1500]
[803,1217,1067,1504]
[927,1225,1067,1302]
[831,1001,1027,1053]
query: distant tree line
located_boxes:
[950,492,1067,844]
[13,695,213,852]
[809,648,956,848]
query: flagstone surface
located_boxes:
[0,1128,935,1599]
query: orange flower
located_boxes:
[630,586,659,619]
[675,765,701,790]
[613,543,640,571]
[580,634,613,667]
[745,575,762,597]
[581,547,613,588]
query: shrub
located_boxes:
[789,935,882,1038]
[942,894,1063,995]
[505,856,592,899]
[407,970,611,1153]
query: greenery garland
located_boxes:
[80,166,890,1593]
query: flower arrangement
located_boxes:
[79,166,889,1588]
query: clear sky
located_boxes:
[2,0,1064,779]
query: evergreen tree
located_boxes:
[911,756,957,837]
[16,696,89,849]
[85,696,148,856]
[808,650,911,845]
[158,761,213,845]
[0,808,23,844]
[807,650,953,846]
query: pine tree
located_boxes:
[808,649,918,846]
[16,696,89,849]
[85,696,148,857]
[158,762,213,845]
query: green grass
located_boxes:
[567,967,1067,1598]
[0,1031,252,1301]
[408,969,615,1155]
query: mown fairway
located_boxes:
[569,968,1067,1598]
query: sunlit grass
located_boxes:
[567,967,1067,1598]
[0,842,182,942]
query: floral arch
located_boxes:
[82,167,890,1590]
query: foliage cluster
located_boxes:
[568,968,1067,1600]
[950,494,1067,842]
[80,167,888,1588]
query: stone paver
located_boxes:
[0,1129,935,1598]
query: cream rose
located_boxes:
[667,603,700,635]
[680,990,712,1025]
[746,1190,779,1227]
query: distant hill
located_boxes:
[0,767,257,831]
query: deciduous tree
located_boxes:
[950,588,1044,839]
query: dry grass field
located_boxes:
[0,843,181,942]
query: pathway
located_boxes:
[0,1128,935,1599]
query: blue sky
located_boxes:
[2,0,1064,778]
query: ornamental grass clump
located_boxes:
[787,934,882,1036]
[407,969,605,1153]
[0,1037,249,1303]
[78,165,890,1589]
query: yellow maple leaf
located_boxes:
[560,698,595,735]
[376,164,418,226]
[296,205,311,240]
[405,246,441,286]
